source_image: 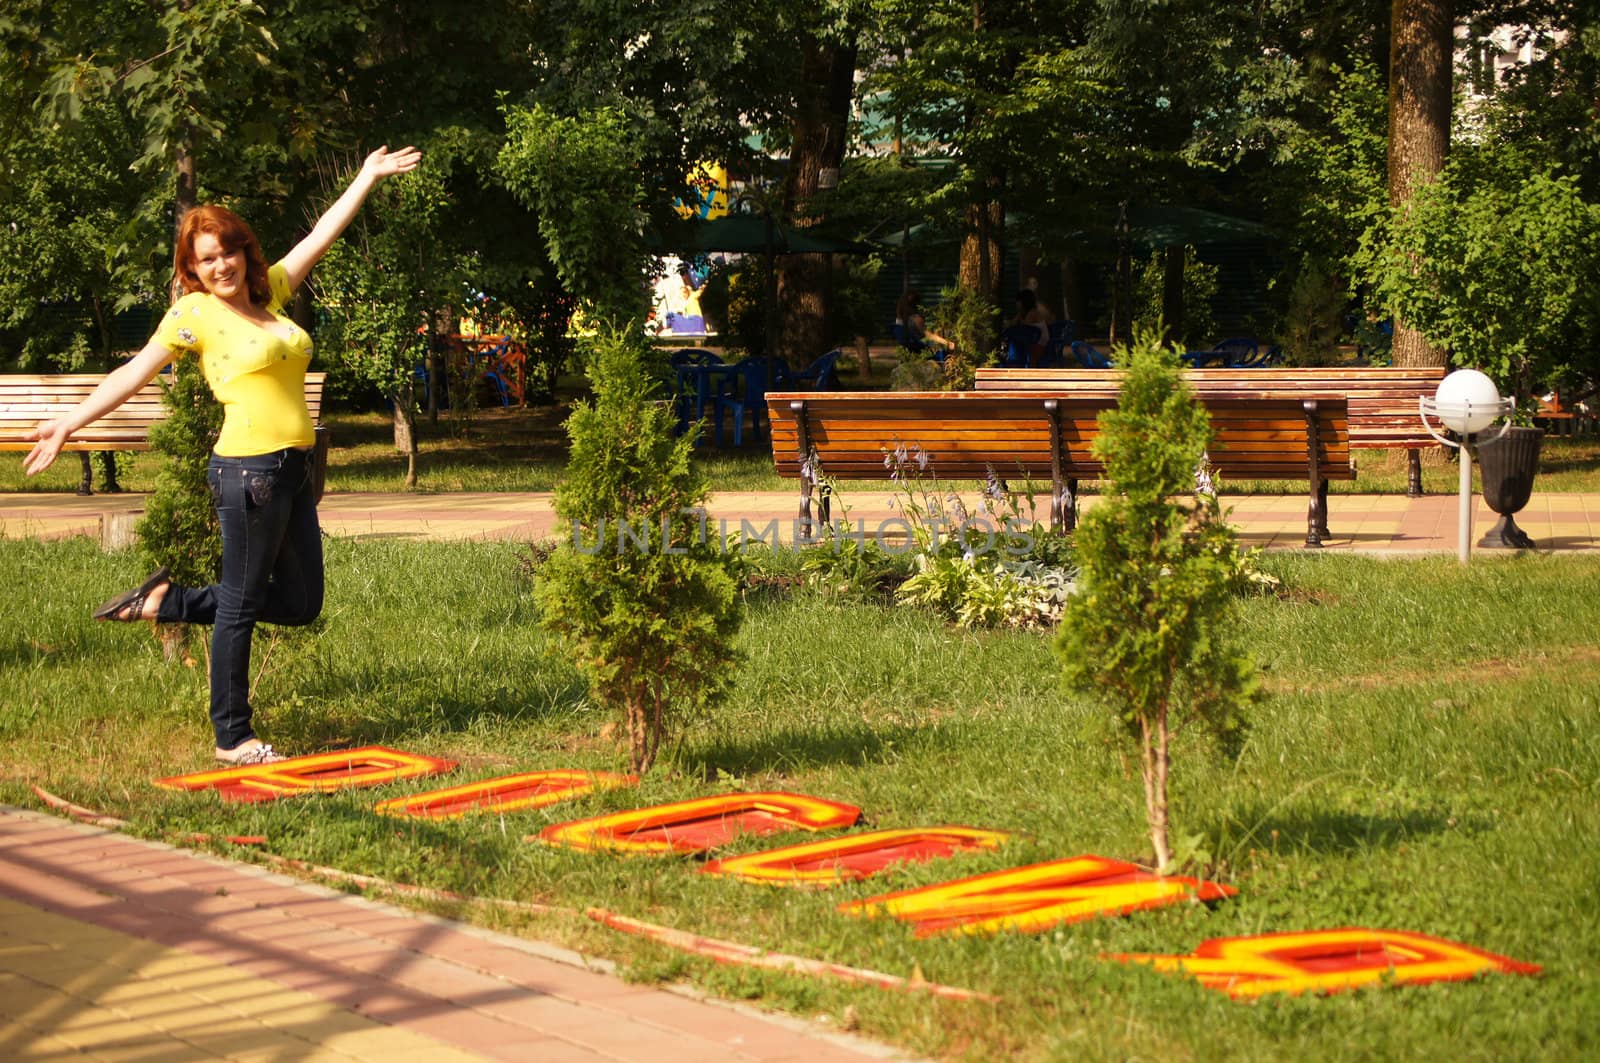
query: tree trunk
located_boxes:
[1141,706,1172,870]
[1060,257,1084,325]
[1161,245,1186,347]
[1387,0,1453,371]
[170,132,198,303]
[959,194,1005,314]
[1109,202,1134,345]
[392,394,419,490]
[776,37,856,368]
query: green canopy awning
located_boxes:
[654,213,876,256]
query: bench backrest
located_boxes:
[0,372,326,449]
[766,389,1352,483]
[973,366,1445,449]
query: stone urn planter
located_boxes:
[1476,425,1544,549]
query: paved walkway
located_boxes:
[0,807,907,1062]
[3,489,1599,553]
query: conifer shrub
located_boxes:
[534,328,741,774]
[1054,332,1257,869]
[136,356,221,586]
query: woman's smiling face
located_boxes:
[191,232,249,302]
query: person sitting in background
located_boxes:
[894,290,953,353]
[1011,289,1052,367]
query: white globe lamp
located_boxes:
[1431,369,1504,434]
[1419,369,1514,563]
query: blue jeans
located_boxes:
[156,448,324,749]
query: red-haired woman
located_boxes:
[24,145,420,765]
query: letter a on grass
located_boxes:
[1104,928,1541,999]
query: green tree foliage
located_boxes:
[1290,56,1389,281]
[535,329,741,774]
[497,106,651,325]
[314,152,466,487]
[136,357,221,587]
[1055,334,1255,869]
[0,99,157,371]
[1361,164,1600,406]
[1134,246,1219,350]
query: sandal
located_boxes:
[93,567,171,622]
[215,740,285,766]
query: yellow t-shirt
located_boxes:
[153,262,315,456]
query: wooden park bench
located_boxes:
[767,388,1352,547]
[1,372,328,496]
[975,365,1448,495]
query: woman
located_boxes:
[24,145,421,765]
[893,290,953,353]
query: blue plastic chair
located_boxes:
[1046,321,1075,367]
[476,338,514,407]
[1230,343,1283,368]
[712,357,770,447]
[1070,340,1115,369]
[671,349,725,436]
[1000,325,1039,368]
[773,350,841,391]
[1209,337,1259,367]
[670,347,722,368]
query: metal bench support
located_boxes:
[1304,399,1325,547]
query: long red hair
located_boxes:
[173,205,272,305]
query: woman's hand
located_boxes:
[361,145,422,182]
[23,420,68,477]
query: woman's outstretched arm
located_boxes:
[279,144,422,291]
[24,340,178,476]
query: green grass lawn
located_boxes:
[3,536,1596,1059]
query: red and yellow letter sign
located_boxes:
[702,826,1010,887]
[536,792,861,855]
[1104,928,1541,999]
[155,746,456,804]
[841,854,1236,937]
[373,769,637,819]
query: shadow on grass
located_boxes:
[275,669,589,749]
[1206,802,1471,857]
[681,719,931,779]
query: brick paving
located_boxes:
[0,808,909,1062]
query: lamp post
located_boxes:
[1419,369,1513,563]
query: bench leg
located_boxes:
[1406,450,1423,498]
[1305,480,1326,548]
[77,453,94,496]
[99,453,122,494]
[1062,478,1078,533]
[1303,400,1325,547]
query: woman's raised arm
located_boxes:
[279,145,422,291]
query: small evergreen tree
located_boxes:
[136,356,222,585]
[535,328,741,774]
[135,356,222,659]
[1055,333,1256,869]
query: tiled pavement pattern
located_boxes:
[0,808,906,1062]
[3,489,1598,552]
